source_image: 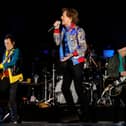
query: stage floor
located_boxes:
[1,102,126,125]
[19,103,125,122]
[1,121,126,126]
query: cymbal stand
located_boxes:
[52,64,56,105]
[89,81,94,105]
[37,69,52,108]
[87,55,97,105]
[88,77,97,105]
[38,70,48,103]
[43,64,56,106]
[89,55,98,68]
[44,72,48,102]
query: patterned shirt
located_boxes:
[53,23,87,65]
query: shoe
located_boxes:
[122,122,126,126]
[11,121,18,125]
[12,121,18,124]
[2,112,10,121]
[77,109,89,122]
[116,121,126,126]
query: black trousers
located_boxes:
[0,77,9,120]
[61,60,89,117]
[112,85,126,122]
[0,77,18,122]
[9,82,18,121]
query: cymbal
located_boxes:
[36,102,49,108]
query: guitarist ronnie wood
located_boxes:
[0,34,23,124]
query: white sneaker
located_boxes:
[2,113,10,121]
[116,121,126,126]
[13,121,18,124]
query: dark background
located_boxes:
[0,1,126,80]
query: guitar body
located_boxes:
[0,69,23,83]
[0,72,3,79]
[97,76,126,106]
[0,70,9,80]
[103,76,126,97]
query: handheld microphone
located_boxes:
[48,26,55,32]
[48,21,61,32]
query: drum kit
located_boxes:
[26,63,80,107]
[36,64,79,107]
[34,55,103,107]
[24,53,125,108]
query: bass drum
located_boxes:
[55,76,78,104]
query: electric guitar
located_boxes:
[0,49,23,83]
[0,69,9,80]
[103,76,126,97]
[97,76,126,106]
[0,69,23,84]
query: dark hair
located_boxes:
[62,8,79,24]
[114,42,126,50]
[4,34,16,46]
[4,34,15,42]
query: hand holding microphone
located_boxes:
[53,20,61,29]
[48,20,61,32]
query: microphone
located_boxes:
[48,21,61,32]
[48,26,55,32]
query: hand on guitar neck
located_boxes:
[0,70,9,80]
[114,76,126,87]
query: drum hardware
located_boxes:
[103,69,108,81]
[33,74,39,84]
[83,68,101,105]
[36,68,50,108]
[109,77,126,97]
[97,84,113,106]
[45,64,56,105]
[83,80,97,105]
[89,55,98,68]
[105,76,126,96]
[97,76,126,106]
[102,61,109,84]
[90,81,97,105]
[44,71,48,102]
[51,64,56,105]
[37,64,56,108]
[30,87,36,102]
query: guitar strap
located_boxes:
[1,49,14,78]
[1,49,23,83]
[2,49,14,64]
